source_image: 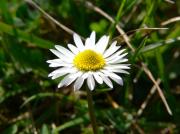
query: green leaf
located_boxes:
[90,19,109,34]
[131,36,148,62]
[21,92,61,108]
[53,115,89,133]
[2,124,18,134]
[0,22,53,49]
[40,124,50,134]
[140,37,180,53]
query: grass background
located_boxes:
[0,0,180,133]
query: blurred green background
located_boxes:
[0,0,180,133]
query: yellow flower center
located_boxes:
[73,49,105,71]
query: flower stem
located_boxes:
[86,88,98,134]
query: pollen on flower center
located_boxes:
[73,49,106,71]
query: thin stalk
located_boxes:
[86,88,98,134]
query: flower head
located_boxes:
[47,31,130,91]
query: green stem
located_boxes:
[86,88,98,134]
[109,0,127,38]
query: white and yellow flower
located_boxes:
[47,31,130,91]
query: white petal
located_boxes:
[48,67,76,78]
[87,74,95,90]
[49,63,61,67]
[55,45,75,59]
[68,73,83,86]
[47,59,73,67]
[82,72,89,79]
[103,41,120,58]
[106,64,130,70]
[89,31,96,49]
[49,63,73,68]
[85,32,96,49]
[73,33,84,51]
[57,82,64,88]
[101,70,123,85]
[90,31,96,43]
[51,72,67,80]
[58,72,82,88]
[110,76,123,86]
[47,59,62,64]
[105,49,126,61]
[50,49,63,58]
[74,75,85,91]
[50,49,72,63]
[85,38,91,49]
[106,68,129,74]
[93,72,103,84]
[107,57,128,64]
[99,73,113,88]
[68,44,79,55]
[119,52,128,58]
[96,36,109,53]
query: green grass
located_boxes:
[0,0,180,133]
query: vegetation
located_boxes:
[0,0,179,133]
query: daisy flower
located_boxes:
[47,31,130,91]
